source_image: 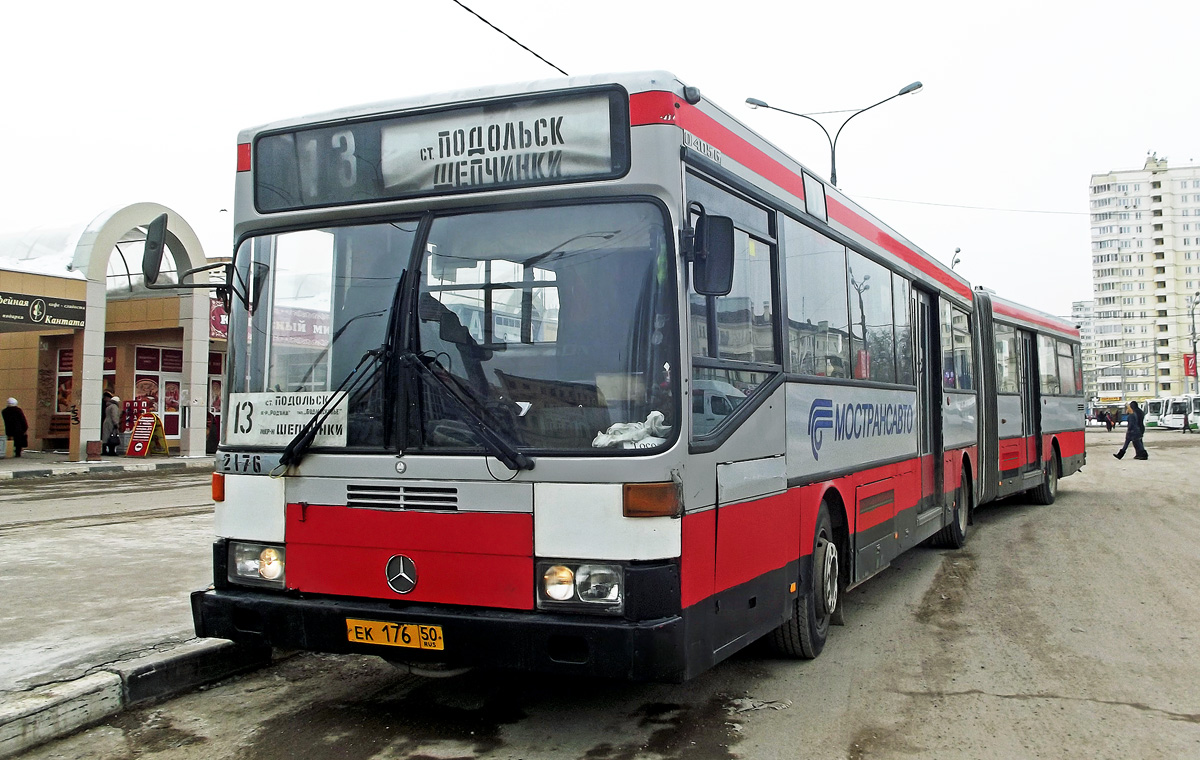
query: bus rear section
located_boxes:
[980,295,1085,506]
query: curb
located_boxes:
[0,458,213,481]
[0,640,273,758]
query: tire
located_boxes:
[769,503,839,659]
[933,468,971,549]
[1029,451,1059,505]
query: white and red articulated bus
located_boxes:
[153,72,1084,682]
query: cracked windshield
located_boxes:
[226,202,678,454]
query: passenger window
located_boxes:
[847,251,896,382]
[940,302,973,390]
[784,217,850,377]
[893,277,914,384]
[1038,335,1060,394]
[994,324,1019,393]
[685,174,779,439]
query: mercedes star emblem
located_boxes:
[385,554,418,594]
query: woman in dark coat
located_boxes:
[3,398,29,457]
[1114,401,1147,460]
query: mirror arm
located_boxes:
[143,262,255,314]
[142,261,227,290]
[681,202,707,262]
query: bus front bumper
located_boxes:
[191,587,688,682]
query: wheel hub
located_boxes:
[816,537,838,616]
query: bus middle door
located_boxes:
[914,290,944,527]
[1018,330,1042,478]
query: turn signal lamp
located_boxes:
[623,482,681,518]
[211,472,225,502]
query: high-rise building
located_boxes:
[1071,300,1096,401]
[1089,155,1200,405]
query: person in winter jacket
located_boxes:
[1114,400,1148,460]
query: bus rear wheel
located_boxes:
[1030,452,1058,505]
[769,503,837,659]
[933,468,971,549]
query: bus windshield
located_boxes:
[227,201,679,454]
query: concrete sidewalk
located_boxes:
[0,449,215,480]
[0,452,275,758]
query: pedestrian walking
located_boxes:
[2,397,29,457]
[101,395,122,455]
[1103,409,1114,432]
[1183,407,1192,434]
[1114,400,1148,460]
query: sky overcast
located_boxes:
[3,0,1198,318]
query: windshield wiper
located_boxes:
[278,345,388,471]
[400,349,534,472]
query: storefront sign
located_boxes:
[226,391,348,448]
[162,349,183,373]
[126,413,169,457]
[0,290,85,329]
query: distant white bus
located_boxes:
[1160,395,1199,430]
[1144,398,1166,428]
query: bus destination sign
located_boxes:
[226,391,349,448]
[255,89,629,212]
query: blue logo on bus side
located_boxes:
[808,397,916,461]
[809,399,834,460]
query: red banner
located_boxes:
[210,298,228,340]
[1186,354,1197,378]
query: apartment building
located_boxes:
[1089,155,1200,405]
[1071,300,1096,401]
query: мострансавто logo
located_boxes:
[808,399,834,460]
[808,398,915,460]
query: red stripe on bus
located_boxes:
[827,196,972,299]
[994,301,1079,337]
[285,505,533,610]
[1049,430,1085,459]
[629,91,807,201]
[680,454,945,608]
[714,491,801,594]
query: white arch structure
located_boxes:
[69,203,210,461]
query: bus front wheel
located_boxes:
[769,503,838,659]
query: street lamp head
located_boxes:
[745,97,769,109]
[898,81,924,96]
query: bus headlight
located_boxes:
[229,542,287,588]
[576,564,622,604]
[537,561,623,612]
[542,565,575,601]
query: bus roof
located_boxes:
[238,70,1068,331]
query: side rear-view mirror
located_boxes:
[692,214,735,297]
[142,213,169,285]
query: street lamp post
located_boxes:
[746,81,923,187]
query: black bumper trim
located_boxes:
[192,588,688,682]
